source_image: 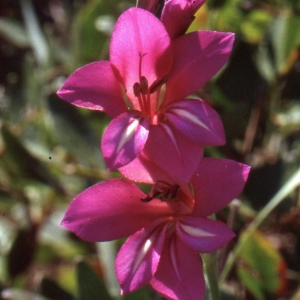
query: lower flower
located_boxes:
[61,158,250,300]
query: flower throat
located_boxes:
[132,53,168,124]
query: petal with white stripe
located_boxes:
[150,234,205,300]
[164,99,225,145]
[102,111,149,169]
[176,216,235,253]
[115,218,170,294]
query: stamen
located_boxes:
[141,180,180,203]
[140,76,149,95]
[149,76,169,94]
[133,82,146,113]
[133,82,141,97]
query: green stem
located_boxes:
[202,251,220,300]
[20,0,49,65]
[220,167,300,283]
[203,213,220,300]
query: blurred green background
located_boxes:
[0,0,300,299]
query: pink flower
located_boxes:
[61,158,250,299]
[57,7,234,181]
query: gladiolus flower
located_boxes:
[57,7,234,181]
[61,158,250,300]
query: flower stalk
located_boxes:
[57,2,250,299]
[202,251,220,300]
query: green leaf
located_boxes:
[202,251,220,300]
[123,288,152,300]
[1,288,47,300]
[7,226,37,278]
[37,210,87,261]
[240,10,272,44]
[77,261,113,300]
[255,41,276,83]
[0,125,64,194]
[213,0,242,33]
[270,14,300,73]
[221,168,300,283]
[40,277,75,300]
[0,215,16,256]
[46,94,106,170]
[71,0,115,68]
[19,0,49,65]
[273,100,300,134]
[237,230,287,300]
[0,18,30,48]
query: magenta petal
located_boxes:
[176,216,235,252]
[150,235,205,300]
[119,150,194,201]
[192,158,250,217]
[61,178,174,242]
[116,220,169,294]
[165,31,235,103]
[145,124,204,182]
[110,8,173,108]
[164,99,225,145]
[118,151,172,184]
[161,0,205,39]
[101,111,149,169]
[57,61,127,118]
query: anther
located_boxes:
[133,82,141,97]
[140,76,149,95]
[141,181,180,203]
[149,76,169,94]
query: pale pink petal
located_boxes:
[191,158,250,217]
[116,219,169,294]
[145,124,204,182]
[101,111,149,169]
[61,179,175,242]
[165,31,234,103]
[57,61,127,118]
[164,99,225,145]
[150,234,205,300]
[110,8,173,109]
[161,0,205,39]
[176,216,235,252]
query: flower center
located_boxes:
[141,180,180,203]
[132,53,168,125]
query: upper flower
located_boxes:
[61,157,250,300]
[57,7,234,181]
